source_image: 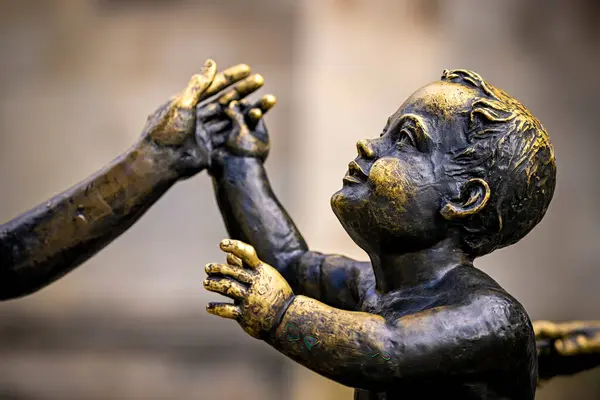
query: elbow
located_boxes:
[276,248,306,273]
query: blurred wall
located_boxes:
[1,0,599,399]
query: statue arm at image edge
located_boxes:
[535,320,600,380]
[0,143,181,300]
[0,60,257,300]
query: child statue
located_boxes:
[202,69,556,399]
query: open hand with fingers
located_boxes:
[534,320,600,356]
[534,320,600,381]
[203,239,295,339]
[138,60,274,178]
[196,76,276,172]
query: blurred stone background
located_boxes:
[0,0,599,398]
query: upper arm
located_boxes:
[291,251,372,310]
[387,295,532,381]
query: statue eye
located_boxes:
[396,128,416,149]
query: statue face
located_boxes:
[331,81,480,254]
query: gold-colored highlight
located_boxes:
[442,69,556,176]
[534,320,600,356]
[202,63,252,100]
[440,178,491,220]
[218,74,265,105]
[206,239,295,339]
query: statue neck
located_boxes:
[368,237,471,293]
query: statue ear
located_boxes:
[441,178,490,220]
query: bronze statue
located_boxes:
[202,69,556,399]
[0,60,274,301]
[534,320,600,381]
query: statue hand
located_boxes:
[534,320,600,355]
[195,75,275,171]
[138,60,251,179]
[204,239,294,339]
[197,95,275,173]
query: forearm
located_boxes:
[538,348,600,380]
[211,155,308,283]
[265,295,397,390]
[0,141,179,300]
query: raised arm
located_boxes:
[204,240,528,391]
[210,154,307,278]
[206,103,370,308]
[0,61,258,300]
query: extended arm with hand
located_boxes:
[534,320,600,380]
[204,240,510,391]
[0,60,262,300]
[209,104,369,309]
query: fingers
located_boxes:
[246,94,277,127]
[179,59,218,109]
[205,263,253,284]
[200,64,252,101]
[207,302,241,320]
[220,239,261,268]
[224,100,248,126]
[533,321,573,338]
[247,108,263,121]
[250,94,277,117]
[533,321,559,338]
[227,253,243,267]
[196,103,221,120]
[204,276,248,300]
[218,74,265,106]
[534,321,600,340]
[555,333,600,355]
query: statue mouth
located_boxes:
[343,160,368,184]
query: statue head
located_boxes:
[331,69,556,257]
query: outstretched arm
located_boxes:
[534,320,600,380]
[208,104,370,309]
[204,240,520,391]
[268,296,513,390]
[0,61,258,300]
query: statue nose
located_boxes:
[356,139,375,159]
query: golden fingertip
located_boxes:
[248,108,262,120]
[264,94,276,106]
[252,74,265,86]
[238,64,251,74]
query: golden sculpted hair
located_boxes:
[441,69,556,256]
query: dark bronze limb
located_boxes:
[0,61,257,300]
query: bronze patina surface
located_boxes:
[203,69,556,399]
[0,60,272,301]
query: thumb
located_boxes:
[179,59,218,109]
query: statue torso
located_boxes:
[352,265,536,400]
